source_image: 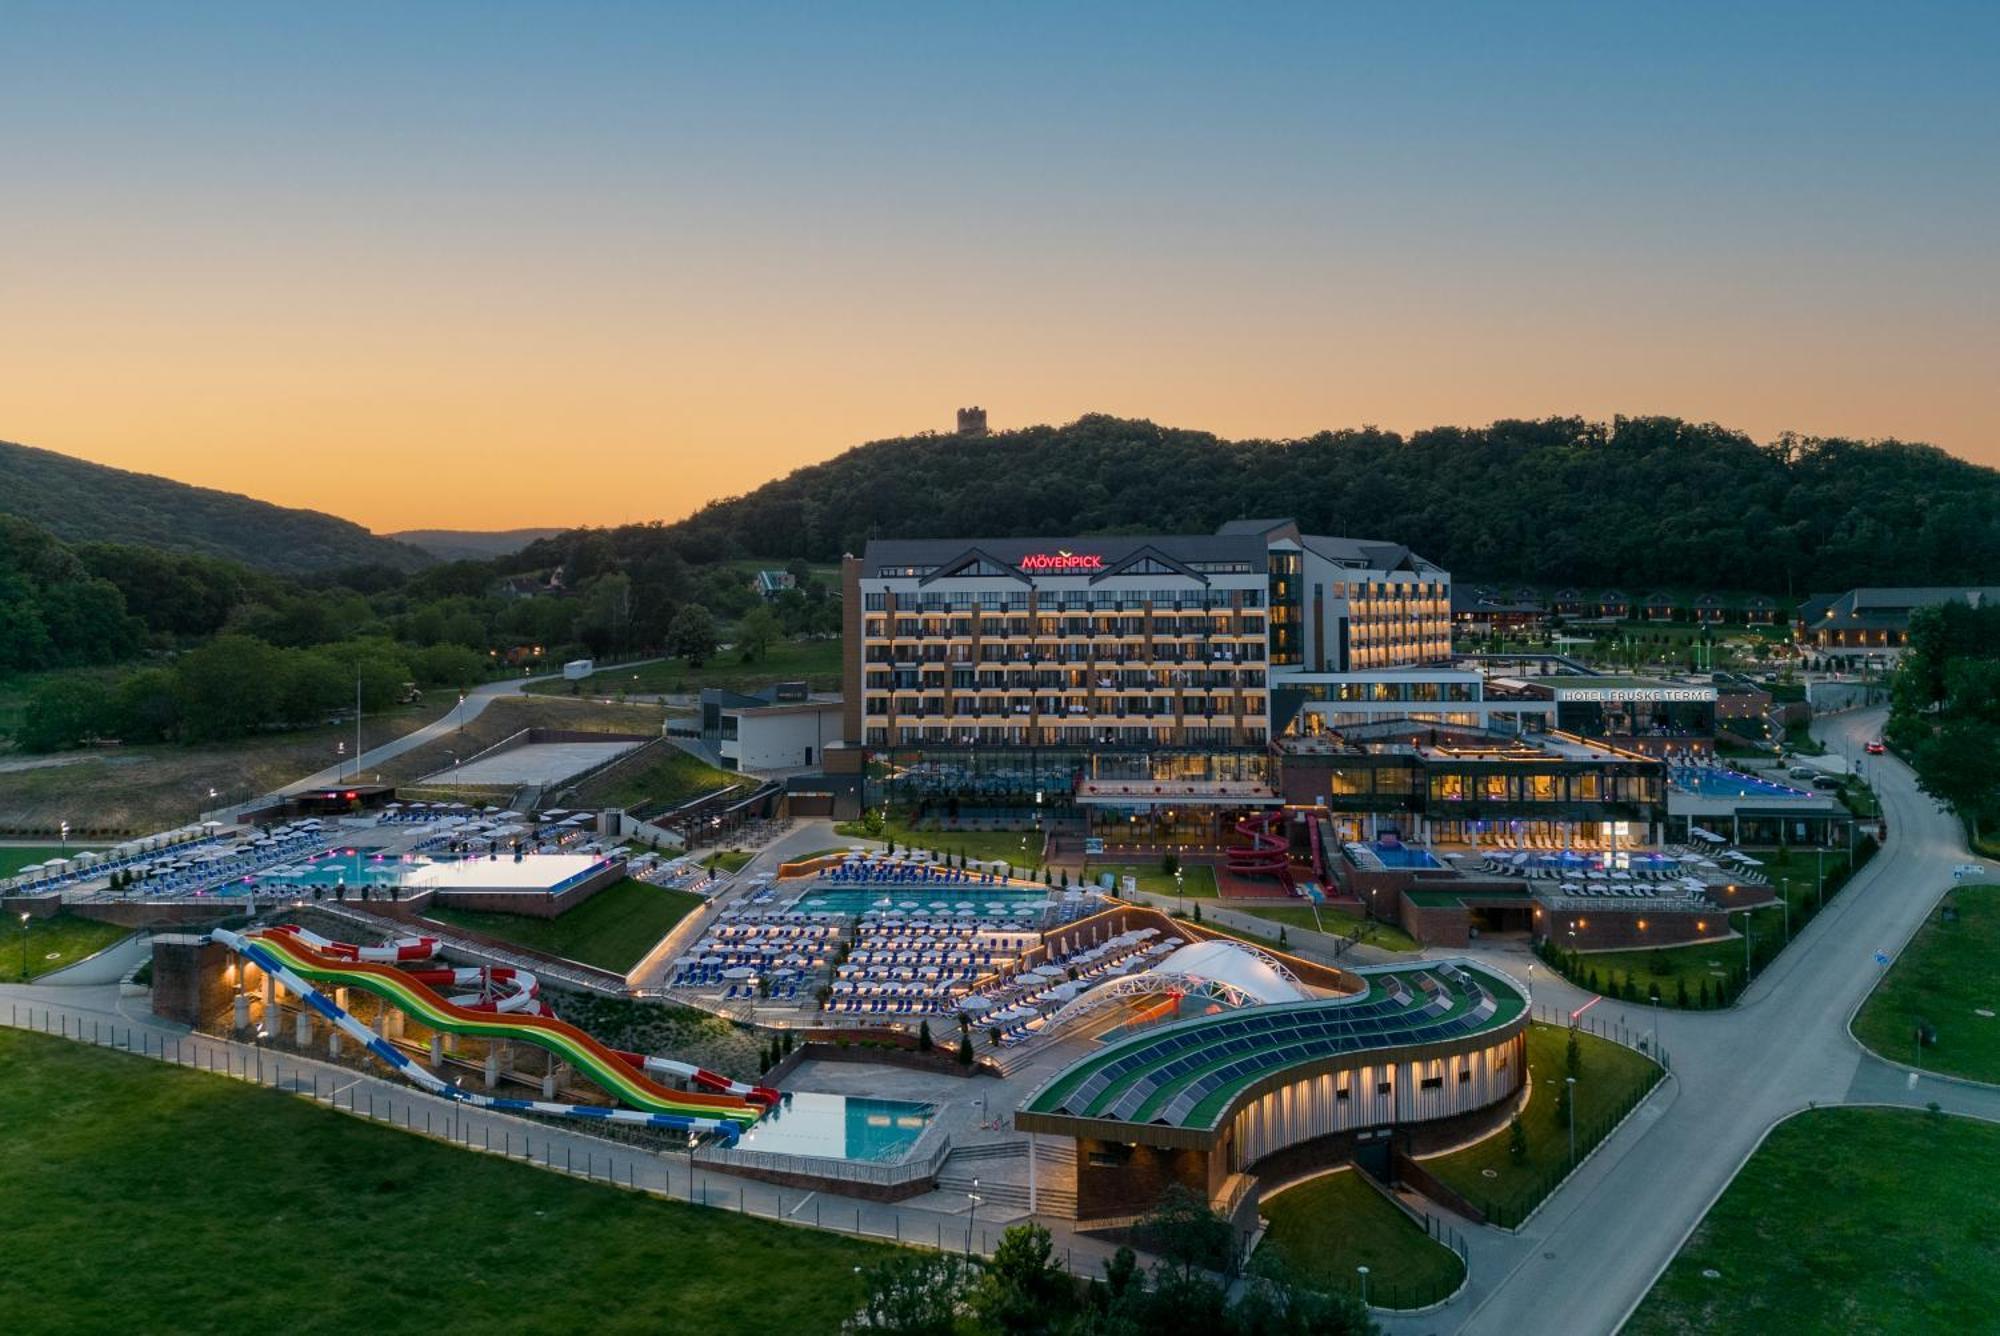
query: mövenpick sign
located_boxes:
[1018,550,1104,572]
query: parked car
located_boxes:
[1812,775,1843,790]
[1788,766,1819,781]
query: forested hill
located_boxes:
[0,439,429,574]
[565,415,1999,594]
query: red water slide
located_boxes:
[1226,809,1295,892]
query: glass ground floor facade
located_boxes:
[863,745,1272,813]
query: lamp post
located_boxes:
[966,1178,982,1253]
[1356,1265,1370,1307]
[59,820,68,853]
[19,912,30,978]
[686,1132,700,1204]
[1565,1076,1578,1164]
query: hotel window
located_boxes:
[864,593,887,611]
[1458,1068,1472,1084]
[1375,1079,1392,1095]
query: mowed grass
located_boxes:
[527,638,843,697]
[1237,904,1420,953]
[571,746,738,812]
[1626,1108,2000,1335]
[421,878,704,974]
[0,844,82,878]
[1422,1023,1661,1225]
[1083,862,1220,898]
[0,1029,890,1334]
[836,818,1046,867]
[0,913,133,982]
[1259,1169,1465,1309]
[1853,882,2000,1082]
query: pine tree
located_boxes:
[1508,1115,1528,1160]
[1675,978,1689,1009]
[1566,1027,1583,1078]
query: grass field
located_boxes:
[421,878,704,974]
[0,1029,889,1333]
[1236,904,1421,953]
[0,913,133,983]
[1423,1023,1662,1226]
[835,818,1046,867]
[1626,1108,2000,1335]
[1853,882,2000,1082]
[1259,1169,1466,1309]
[1082,862,1220,898]
[0,844,86,878]
[0,699,451,836]
[527,638,843,698]
[569,746,739,813]
[703,849,754,873]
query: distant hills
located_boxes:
[581,415,2000,596]
[387,527,566,561]
[0,439,429,574]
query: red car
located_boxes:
[1866,740,1886,755]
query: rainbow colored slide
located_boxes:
[211,925,768,1141]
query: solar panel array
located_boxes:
[1048,965,1508,1129]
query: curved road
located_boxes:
[1382,706,1999,1335]
[268,661,663,801]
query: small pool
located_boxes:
[733,1092,934,1162]
[1369,843,1441,869]
[1674,767,1811,800]
[789,886,1056,919]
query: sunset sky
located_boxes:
[2,3,1995,532]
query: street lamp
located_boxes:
[19,912,30,977]
[1356,1265,1370,1307]
[1566,1076,1578,1164]
[966,1178,982,1252]
[686,1132,701,1203]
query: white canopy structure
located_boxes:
[1041,939,1309,1032]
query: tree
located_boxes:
[1914,718,2000,840]
[1508,1115,1528,1160]
[18,676,113,752]
[667,603,719,667]
[1136,1184,1233,1284]
[1566,1027,1583,1078]
[1552,1078,1572,1130]
[844,1251,974,1333]
[972,1223,1074,1334]
[735,604,782,662]
[917,1019,934,1053]
[957,1034,973,1066]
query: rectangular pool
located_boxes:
[789,886,1055,919]
[1369,843,1441,869]
[732,1092,934,1162]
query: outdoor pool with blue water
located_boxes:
[266,850,445,888]
[1675,768,1811,800]
[1369,843,1442,869]
[732,1092,934,1162]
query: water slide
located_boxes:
[211,926,764,1140]
[612,1050,782,1106]
[1226,809,1296,892]
[275,923,439,963]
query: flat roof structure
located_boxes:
[1019,959,1526,1146]
[399,853,611,894]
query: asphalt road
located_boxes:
[1382,707,1998,1335]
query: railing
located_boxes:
[703,1125,952,1190]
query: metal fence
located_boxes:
[1,1000,1122,1272]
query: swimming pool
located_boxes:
[264,850,445,888]
[1673,768,1811,800]
[1368,843,1441,869]
[732,1092,934,1162]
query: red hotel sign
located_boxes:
[1018,550,1104,573]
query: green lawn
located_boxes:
[1259,1169,1465,1310]
[0,913,134,983]
[0,1029,889,1333]
[1853,882,2000,1082]
[527,639,842,697]
[703,849,754,874]
[0,844,82,878]
[1423,1023,1662,1227]
[1627,1108,2000,1335]
[1236,904,1421,953]
[1083,862,1220,898]
[421,878,704,974]
[835,818,1046,867]
[573,746,739,812]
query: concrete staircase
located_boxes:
[937,1140,1078,1218]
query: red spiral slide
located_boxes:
[1227,809,1295,893]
